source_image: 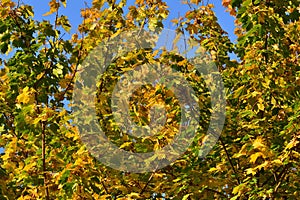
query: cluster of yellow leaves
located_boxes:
[0,0,15,17]
[16,86,36,105]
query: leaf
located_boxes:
[127,193,140,198]
[0,42,8,54]
[24,5,34,17]
[232,184,244,194]
[257,101,264,111]
[59,170,70,184]
[233,85,245,98]
[0,125,4,133]
[56,15,71,32]
[183,193,192,200]
[190,0,201,4]
[253,0,260,4]
[119,142,132,149]
[208,167,218,172]
[0,23,7,33]
[23,162,36,172]
[256,97,265,111]
[246,168,257,175]
[43,0,60,16]
[249,152,265,163]
[99,195,111,199]
[61,0,67,8]
[1,0,300,198]
[271,96,276,106]
[16,87,35,104]
[53,68,63,76]
[286,138,299,150]
[252,137,265,150]
[222,0,231,7]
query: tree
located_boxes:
[0,0,299,199]
[221,0,300,199]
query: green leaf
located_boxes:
[59,170,70,184]
[0,43,8,54]
[0,23,7,34]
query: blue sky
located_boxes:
[0,0,236,62]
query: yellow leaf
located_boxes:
[65,131,75,139]
[251,91,260,97]
[253,137,265,150]
[249,152,265,164]
[43,0,60,16]
[153,173,165,178]
[23,162,36,172]
[272,159,282,165]
[172,32,182,49]
[61,0,66,8]
[286,138,299,149]
[2,160,16,172]
[99,194,111,199]
[36,72,44,80]
[232,184,244,195]
[171,18,179,24]
[271,96,276,106]
[258,13,265,23]
[76,146,86,156]
[257,101,264,111]
[208,167,218,172]
[255,161,269,170]
[17,87,35,104]
[233,85,244,98]
[177,60,187,66]
[115,22,123,29]
[74,157,85,166]
[127,193,140,198]
[246,168,257,175]
[119,142,132,149]
[183,194,192,200]
[233,143,248,158]
[232,152,245,158]
[153,141,161,150]
[114,185,128,192]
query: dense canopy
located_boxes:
[0,0,299,199]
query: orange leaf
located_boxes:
[222,0,231,7]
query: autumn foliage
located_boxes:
[0,0,300,199]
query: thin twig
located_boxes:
[101,179,109,194]
[140,172,154,195]
[272,164,291,198]
[42,121,50,200]
[54,0,59,30]
[219,137,241,185]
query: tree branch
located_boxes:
[219,137,241,185]
[140,172,154,195]
[42,121,49,200]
